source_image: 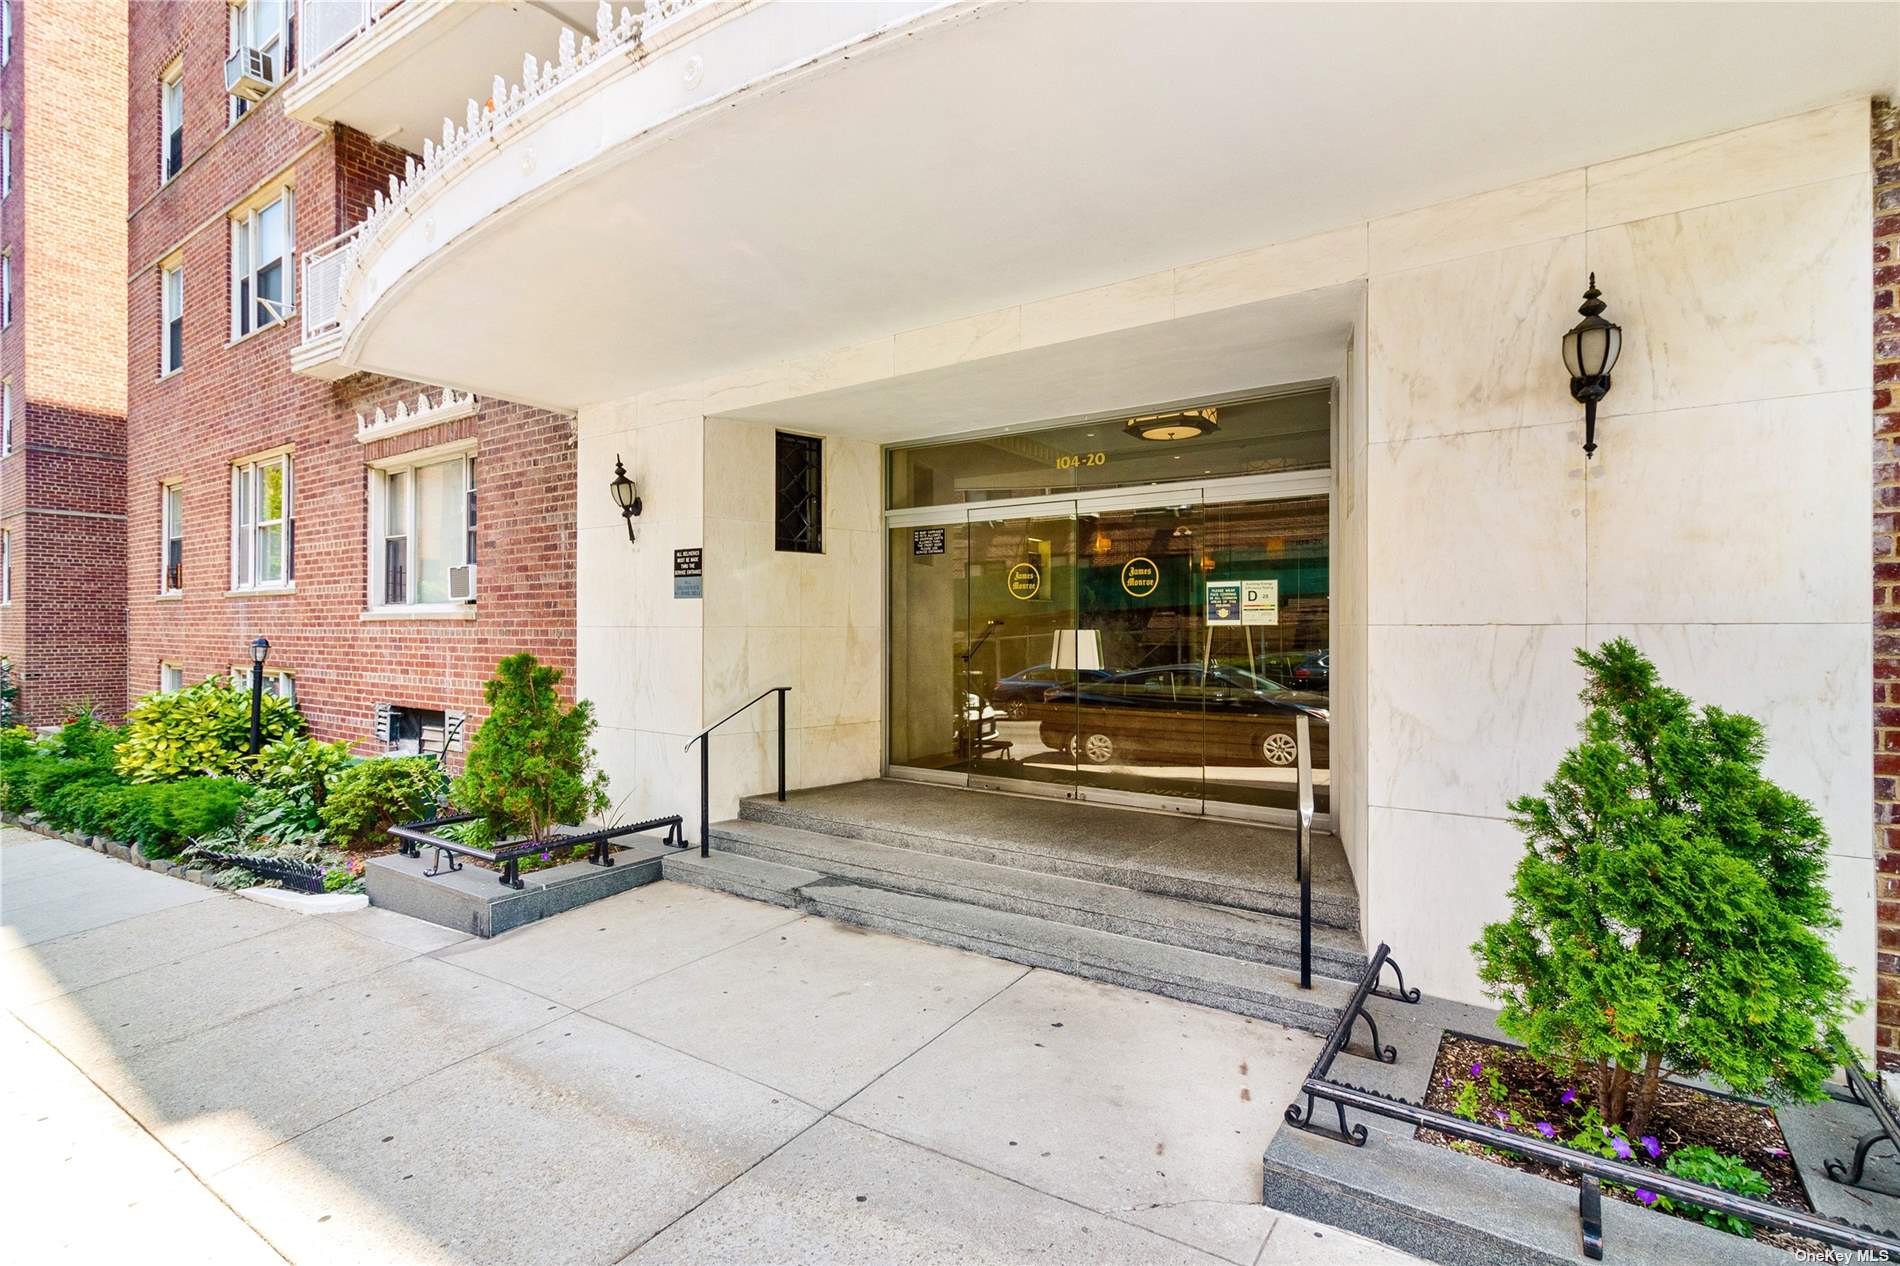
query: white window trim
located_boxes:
[229,450,293,592]
[1,378,12,456]
[1,528,10,606]
[230,187,294,340]
[3,253,13,329]
[2,2,11,68]
[226,0,288,125]
[3,124,13,200]
[365,442,476,615]
[161,262,184,377]
[159,662,184,693]
[232,664,295,701]
[160,480,183,595]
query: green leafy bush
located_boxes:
[319,756,446,850]
[0,724,35,760]
[115,679,305,782]
[254,735,354,804]
[1661,1145,1771,1237]
[1474,638,1853,1138]
[452,653,609,843]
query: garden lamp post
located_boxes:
[1561,273,1622,458]
[248,637,269,754]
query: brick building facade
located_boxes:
[0,0,129,725]
[124,0,575,757]
[1874,97,1900,1071]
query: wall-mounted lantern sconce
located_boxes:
[1561,273,1622,458]
[609,455,642,543]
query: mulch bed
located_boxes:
[1415,1033,1819,1256]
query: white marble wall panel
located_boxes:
[1367,623,1588,822]
[1585,100,1870,230]
[1589,175,1871,418]
[1826,852,1878,1060]
[1365,807,1526,1006]
[1369,170,1584,276]
[1367,234,1584,443]
[1367,422,1585,627]
[1585,392,1869,625]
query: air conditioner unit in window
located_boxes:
[224,44,277,100]
[447,564,477,602]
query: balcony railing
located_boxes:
[301,224,361,344]
[299,0,397,76]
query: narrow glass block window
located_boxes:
[161,483,184,592]
[161,263,184,374]
[774,431,823,554]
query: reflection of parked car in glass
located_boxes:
[1030,663,1328,768]
[989,664,1113,719]
[1291,650,1329,692]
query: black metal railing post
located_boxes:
[699,737,710,858]
[777,687,786,802]
[1295,709,1314,990]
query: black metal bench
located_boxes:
[389,813,686,890]
[1827,1062,1900,1189]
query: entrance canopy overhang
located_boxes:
[320,0,1900,412]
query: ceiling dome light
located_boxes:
[1123,407,1219,442]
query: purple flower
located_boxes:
[1535,1122,1556,1138]
[1641,1136,1661,1160]
[1441,1078,1451,1088]
[1470,1062,1483,1078]
[1765,1146,1789,1157]
[1635,1188,1658,1208]
[1609,1135,1633,1161]
[1560,1089,1577,1106]
[539,851,551,861]
[1494,1109,1508,1124]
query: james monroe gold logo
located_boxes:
[1120,556,1159,598]
[1007,562,1042,600]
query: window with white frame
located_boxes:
[370,450,475,608]
[160,663,184,693]
[227,0,287,121]
[3,252,13,328]
[233,664,295,701]
[1,528,10,605]
[230,452,291,590]
[1,379,11,456]
[161,482,184,593]
[161,65,184,181]
[2,2,11,67]
[161,262,184,374]
[3,124,13,199]
[231,188,292,338]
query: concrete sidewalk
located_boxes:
[1,826,1419,1266]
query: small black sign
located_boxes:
[912,527,946,557]
[673,548,702,577]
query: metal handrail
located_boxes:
[684,686,790,858]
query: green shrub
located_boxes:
[254,735,355,804]
[1473,638,1852,1139]
[115,679,305,782]
[319,756,446,850]
[108,779,251,858]
[452,653,609,843]
[0,724,36,760]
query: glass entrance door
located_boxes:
[886,487,1330,822]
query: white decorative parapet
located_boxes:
[301,224,362,344]
[303,0,708,360]
[355,387,479,443]
[299,0,385,76]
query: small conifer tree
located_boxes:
[1474,638,1853,1137]
[452,653,610,843]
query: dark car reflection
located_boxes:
[988,663,1113,719]
[1027,663,1329,768]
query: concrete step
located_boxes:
[800,880,1353,1033]
[739,788,1359,931]
[707,818,1369,982]
[660,849,822,908]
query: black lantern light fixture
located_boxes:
[1123,406,1220,442]
[247,637,270,755]
[1561,273,1622,458]
[609,455,643,543]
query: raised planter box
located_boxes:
[365,838,674,937]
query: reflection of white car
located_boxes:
[960,692,1010,757]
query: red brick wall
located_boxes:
[0,0,129,725]
[125,2,576,758]
[1873,97,1899,1069]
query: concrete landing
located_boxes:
[740,779,1360,928]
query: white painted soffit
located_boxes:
[341,0,1900,412]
